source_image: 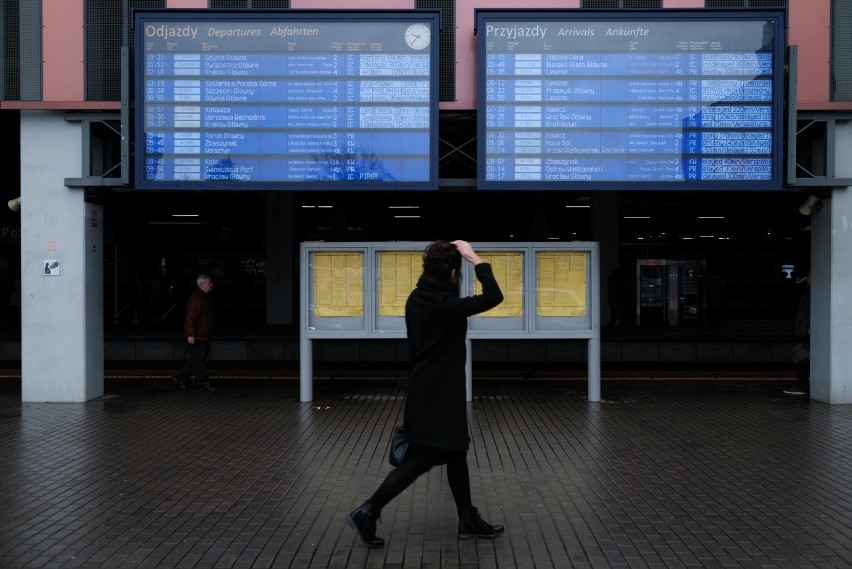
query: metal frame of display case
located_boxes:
[299,241,600,402]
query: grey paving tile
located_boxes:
[0,377,851,568]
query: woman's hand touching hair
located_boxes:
[451,240,483,265]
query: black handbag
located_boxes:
[388,425,409,467]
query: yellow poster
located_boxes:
[537,251,587,317]
[313,251,363,317]
[474,251,523,317]
[378,251,421,316]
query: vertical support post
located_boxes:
[21,112,103,402]
[300,336,313,402]
[465,337,473,402]
[587,337,601,402]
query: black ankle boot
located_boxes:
[346,502,385,548]
[457,506,504,539]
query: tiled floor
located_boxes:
[1,374,850,568]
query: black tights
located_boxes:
[368,444,472,512]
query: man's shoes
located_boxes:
[171,376,186,390]
[783,387,807,395]
[457,506,504,540]
[200,383,216,391]
[346,502,384,548]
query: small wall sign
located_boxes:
[44,259,60,276]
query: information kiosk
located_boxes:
[299,242,600,402]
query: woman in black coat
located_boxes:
[347,240,505,548]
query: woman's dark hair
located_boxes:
[422,240,461,282]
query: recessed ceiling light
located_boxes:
[698,216,725,219]
[623,216,650,219]
[393,215,421,219]
[172,214,199,217]
[388,205,420,209]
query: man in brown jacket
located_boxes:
[172,273,215,390]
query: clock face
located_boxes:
[405,23,431,50]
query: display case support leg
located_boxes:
[300,337,313,402]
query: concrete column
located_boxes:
[592,192,620,326]
[266,192,294,325]
[20,111,104,402]
[809,121,852,404]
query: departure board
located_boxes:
[476,10,786,190]
[134,11,440,190]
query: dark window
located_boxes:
[2,0,42,101]
[209,1,290,7]
[85,0,165,102]
[416,0,455,102]
[582,0,663,8]
[705,1,788,7]
[1,0,21,100]
[832,0,852,101]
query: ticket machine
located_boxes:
[636,259,705,326]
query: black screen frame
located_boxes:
[133,9,441,191]
[475,8,788,191]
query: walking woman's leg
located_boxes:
[446,449,505,540]
[367,445,442,509]
[445,448,472,511]
[347,445,442,547]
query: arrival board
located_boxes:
[476,10,786,190]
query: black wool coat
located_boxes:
[403,263,504,450]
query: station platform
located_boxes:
[1,372,851,569]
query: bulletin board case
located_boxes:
[300,241,599,338]
[299,242,601,403]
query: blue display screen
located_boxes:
[476,10,786,190]
[134,11,440,190]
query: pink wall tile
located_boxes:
[167,0,208,7]
[291,0,414,7]
[663,0,703,7]
[43,0,84,101]
[789,0,831,106]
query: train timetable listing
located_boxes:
[144,156,431,182]
[484,157,772,182]
[145,79,430,105]
[136,14,440,188]
[146,53,430,77]
[479,14,782,187]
